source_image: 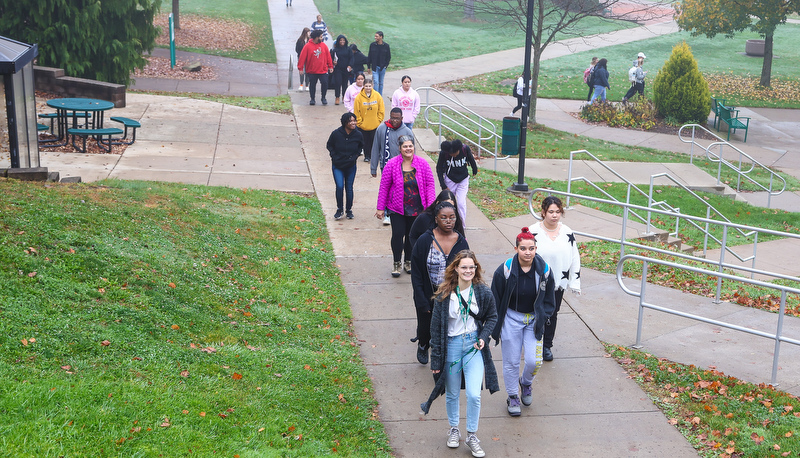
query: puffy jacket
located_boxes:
[376,154,435,215]
[330,35,352,72]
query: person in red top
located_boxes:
[297,30,334,105]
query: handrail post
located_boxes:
[715,226,728,304]
[566,152,575,208]
[772,291,788,385]
[633,260,648,348]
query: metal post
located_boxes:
[512,0,535,192]
[772,291,788,385]
[634,260,648,348]
[169,14,176,69]
[715,226,728,304]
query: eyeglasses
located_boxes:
[459,265,477,271]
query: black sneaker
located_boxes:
[416,344,429,365]
[309,99,316,106]
[346,211,354,219]
[334,209,343,220]
[321,98,328,105]
[543,346,554,361]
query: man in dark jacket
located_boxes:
[367,31,391,95]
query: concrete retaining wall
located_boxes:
[34,66,126,108]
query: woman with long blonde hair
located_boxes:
[422,250,498,458]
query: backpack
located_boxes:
[583,66,592,84]
[628,65,638,83]
[512,80,519,96]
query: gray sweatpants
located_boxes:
[500,308,543,396]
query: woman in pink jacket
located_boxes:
[375,135,436,277]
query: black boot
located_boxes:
[417,344,429,365]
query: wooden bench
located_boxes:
[717,104,750,142]
[109,116,141,145]
[68,127,123,153]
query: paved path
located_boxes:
[17,5,800,455]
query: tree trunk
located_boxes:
[528,47,543,125]
[173,0,180,29]
[464,0,475,19]
[759,31,774,87]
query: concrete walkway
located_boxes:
[15,4,800,455]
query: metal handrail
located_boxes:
[678,124,786,208]
[561,150,757,264]
[527,188,800,302]
[616,253,800,386]
[417,86,503,169]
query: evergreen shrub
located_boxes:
[651,42,711,124]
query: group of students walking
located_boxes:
[319,24,583,456]
[415,196,581,457]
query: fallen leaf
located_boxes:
[101,340,111,346]
[21,339,28,346]
[199,412,206,417]
[171,324,180,330]
[232,373,243,380]
[168,282,176,288]
[180,370,189,377]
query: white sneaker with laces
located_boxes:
[382,215,391,226]
[446,427,460,448]
[464,433,486,458]
[465,433,485,457]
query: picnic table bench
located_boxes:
[717,103,750,142]
[69,127,123,153]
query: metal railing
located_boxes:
[561,150,758,265]
[616,254,800,386]
[417,86,504,170]
[678,124,786,208]
[527,188,800,303]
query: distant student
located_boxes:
[622,52,648,102]
[583,57,598,102]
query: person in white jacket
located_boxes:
[530,196,581,362]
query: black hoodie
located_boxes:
[330,34,352,72]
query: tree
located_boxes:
[173,0,180,29]
[429,0,664,124]
[0,0,162,86]
[676,0,800,88]
[651,41,710,124]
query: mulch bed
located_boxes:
[568,110,720,141]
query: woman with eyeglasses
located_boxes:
[421,250,497,458]
[530,196,581,362]
[490,227,556,417]
[410,202,468,366]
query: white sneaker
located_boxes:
[446,427,460,448]
[298,85,304,91]
[465,433,485,457]
[382,215,391,226]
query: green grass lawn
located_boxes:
[442,23,800,108]
[314,0,634,69]
[0,179,388,456]
[162,0,276,62]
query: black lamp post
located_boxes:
[512,0,535,192]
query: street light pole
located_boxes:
[512,0,535,192]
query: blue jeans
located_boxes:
[590,85,607,104]
[500,308,542,396]
[446,331,484,433]
[331,163,356,211]
[374,66,386,95]
[403,122,414,130]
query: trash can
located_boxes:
[502,116,520,156]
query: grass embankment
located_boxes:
[0,179,389,456]
[442,24,800,108]
[606,344,800,458]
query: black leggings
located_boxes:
[543,288,565,348]
[389,212,417,262]
[360,128,375,160]
[586,83,594,102]
[331,68,350,98]
[416,304,432,348]
[512,94,524,114]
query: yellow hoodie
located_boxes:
[353,88,385,131]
